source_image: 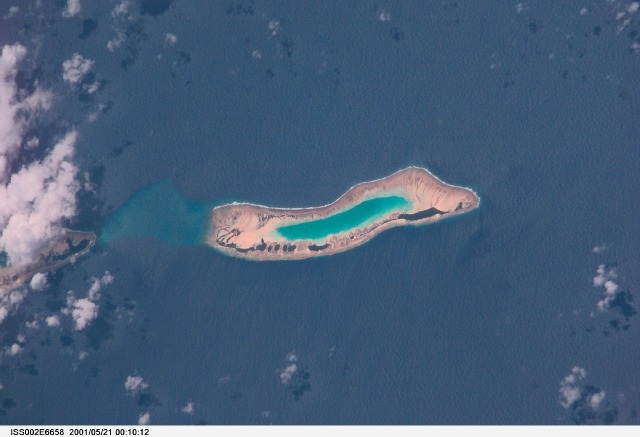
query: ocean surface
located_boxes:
[1,0,639,425]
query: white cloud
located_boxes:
[138,412,151,425]
[45,314,60,327]
[268,20,281,36]
[0,288,25,325]
[0,130,80,269]
[559,366,587,408]
[88,279,101,300]
[589,391,606,409]
[29,272,47,291]
[125,375,148,394]
[112,0,131,18]
[285,352,297,362]
[217,375,231,385]
[592,264,621,311]
[108,1,133,52]
[377,10,392,22]
[3,6,19,20]
[593,264,615,287]
[9,289,23,304]
[71,297,97,331]
[0,44,53,181]
[0,43,82,277]
[604,280,618,295]
[107,31,126,52]
[6,343,21,356]
[165,33,177,47]
[62,53,95,89]
[592,243,607,253]
[279,353,298,384]
[62,0,81,18]
[559,366,607,415]
[102,272,114,285]
[181,402,195,415]
[25,137,39,149]
[279,363,297,384]
[88,271,114,300]
[58,273,110,330]
[26,319,39,329]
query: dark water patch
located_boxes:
[178,51,192,65]
[281,39,295,58]
[19,364,38,377]
[45,299,66,313]
[14,66,43,97]
[225,1,255,16]
[228,392,243,401]
[120,47,139,71]
[74,164,107,232]
[118,19,148,70]
[2,399,16,409]
[140,0,173,17]
[137,392,161,408]
[568,385,618,425]
[85,317,113,350]
[601,289,636,335]
[60,335,73,347]
[89,366,99,378]
[111,140,134,158]
[391,27,405,41]
[609,289,636,319]
[79,19,98,40]
[398,207,445,221]
[290,369,311,401]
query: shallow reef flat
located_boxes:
[208,167,480,260]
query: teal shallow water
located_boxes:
[274,195,412,242]
[100,181,214,246]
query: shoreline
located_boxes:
[207,166,480,260]
[211,165,481,213]
[0,230,97,290]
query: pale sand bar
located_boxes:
[207,166,479,260]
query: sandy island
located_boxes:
[0,230,96,290]
[208,166,479,260]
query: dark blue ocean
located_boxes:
[1,0,639,425]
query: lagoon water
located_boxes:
[274,195,412,242]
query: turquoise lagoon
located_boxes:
[101,184,412,247]
[274,195,412,242]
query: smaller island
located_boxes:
[0,230,96,290]
[208,166,479,260]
